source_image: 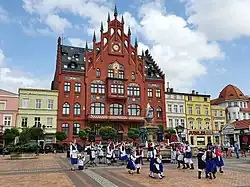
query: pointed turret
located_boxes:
[121,15,124,24]
[100,21,104,33]
[107,12,110,22]
[57,37,61,45]
[93,31,96,42]
[114,4,118,17]
[135,37,138,48]
[85,41,88,49]
[128,26,131,36]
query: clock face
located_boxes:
[112,44,120,51]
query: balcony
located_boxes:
[88,114,145,122]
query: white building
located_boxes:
[165,88,187,141]
[211,84,250,123]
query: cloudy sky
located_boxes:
[0,0,250,98]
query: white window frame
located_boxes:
[0,101,6,110]
[3,115,12,126]
[36,99,41,109]
[47,117,53,128]
[174,105,178,113]
[21,117,28,128]
[179,105,184,113]
[48,99,53,109]
[23,99,29,108]
[75,83,81,93]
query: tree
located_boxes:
[158,124,164,132]
[55,131,67,143]
[29,127,44,140]
[127,128,140,140]
[99,126,116,140]
[78,130,88,140]
[165,128,176,139]
[19,128,31,144]
[4,128,20,146]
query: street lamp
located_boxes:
[176,125,184,142]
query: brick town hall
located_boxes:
[51,7,166,142]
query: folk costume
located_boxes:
[202,150,217,179]
[119,143,128,164]
[149,146,157,178]
[106,143,113,166]
[127,151,136,174]
[215,146,224,173]
[154,150,164,179]
[171,146,177,164]
[184,142,194,169]
[135,147,143,174]
[78,154,85,170]
[197,149,206,179]
[70,142,78,171]
[176,145,185,169]
[90,144,97,166]
[97,143,104,164]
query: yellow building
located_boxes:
[16,89,58,143]
[211,105,226,144]
[185,90,212,148]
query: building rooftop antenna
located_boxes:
[61,33,67,45]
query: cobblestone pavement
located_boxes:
[1,154,250,187]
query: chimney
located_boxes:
[192,90,195,94]
[196,92,199,95]
[170,88,174,92]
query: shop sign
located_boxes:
[222,128,234,135]
[189,131,206,135]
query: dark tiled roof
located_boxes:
[143,49,164,80]
[61,45,86,73]
[232,119,250,130]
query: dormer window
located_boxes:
[68,56,71,60]
[71,63,75,68]
[131,72,135,80]
[62,52,68,56]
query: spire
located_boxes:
[57,37,61,45]
[107,12,110,22]
[93,31,96,42]
[135,37,138,48]
[142,49,144,57]
[121,15,124,24]
[128,26,131,36]
[100,21,104,33]
[85,41,88,49]
[114,4,118,17]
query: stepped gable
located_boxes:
[211,84,250,105]
[143,49,164,80]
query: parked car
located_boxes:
[44,143,64,153]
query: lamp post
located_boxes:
[176,125,184,142]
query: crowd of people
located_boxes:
[171,141,225,180]
[69,139,228,180]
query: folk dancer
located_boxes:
[147,141,154,161]
[154,149,164,179]
[197,148,206,179]
[90,143,97,166]
[78,153,85,170]
[149,144,157,178]
[215,146,224,173]
[106,143,113,166]
[127,151,136,174]
[202,149,217,179]
[70,139,78,171]
[111,142,117,164]
[119,142,128,165]
[97,142,104,164]
[176,144,185,169]
[184,141,194,170]
[135,146,144,174]
[171,145,177,164]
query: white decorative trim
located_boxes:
[2,114,12,127]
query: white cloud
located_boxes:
[182,0,250,40]
[45,14,72,34]
[21,0,225,90]
[0,48,50,93]
[0,6,10,23]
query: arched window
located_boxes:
[131,72,135,80]
[61,123,69,135]
[63,103,70,115]
[73,123,80,135]
[91,103,105,115]
[128,104,140,116]
[96,68,101,77]
[110,103,123,115]
[74,103,81,115]
[156,107,162,119]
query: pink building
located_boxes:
[0,89,18,145]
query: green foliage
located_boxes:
[128,128,140,140]
[99,126,116,140]
[29,127,44,140]
[4,128,20,146]
[165,128,176,139]
[78,130,88,140]
[5,142,39,153]
[19,128,31,144]
[55,131,67,142]
[158,124,164,132]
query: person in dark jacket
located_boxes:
[203,149,217,179]
[197,148,206,179]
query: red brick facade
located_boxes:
[51,9,166,142]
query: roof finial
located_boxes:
[107,12,110,22]
[121,15,124,24]
[135,37,138,48]
[57,37,61,44]
[128,26,131,36]
[93,31,96,42]
[85,41,88,49]
[114,4,118,17]
[100,21,104,33]
[142,49,144,57]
